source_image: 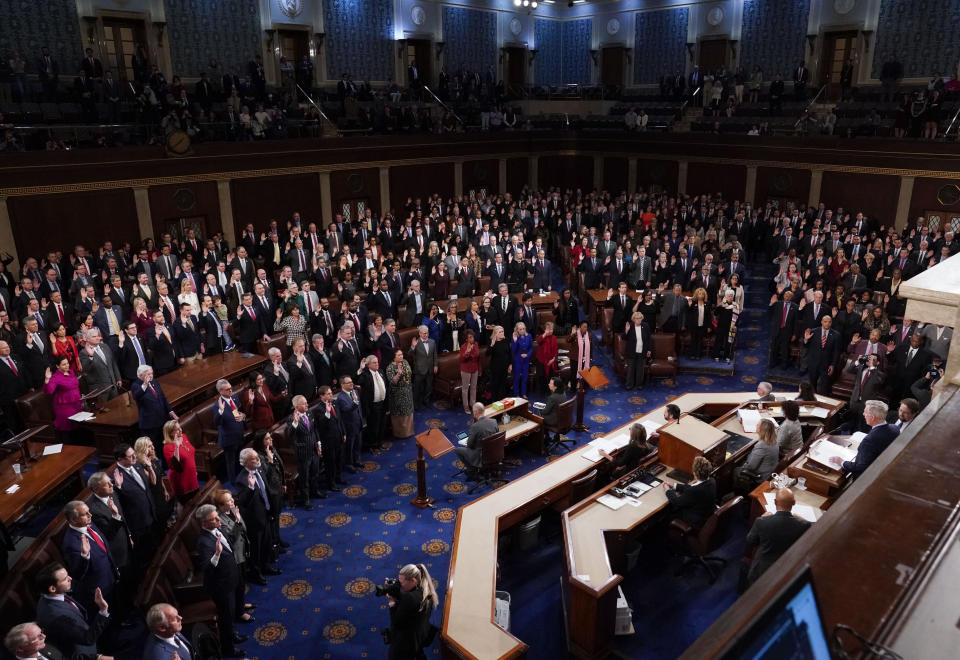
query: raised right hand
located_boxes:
[81,534,90,556]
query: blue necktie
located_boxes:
[133,338,145,364]
[254,471,270,511]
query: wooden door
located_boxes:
[505,47,526,86]
[338,199,369,225]
[406,39,432,87]
[101,18,148,86]
[698,39,729,74]
[162,216,207,245]
[820,31,858,100]
[601,47,624,86]
[278,30,309,64]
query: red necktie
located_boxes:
[248,306,256,320]
[861,369,870,392]
[4,358,17,375]
[781,304,788,328]
[57,304,65,324]
[328,404,336,418]
[149,383,158,398]
[88,528,107,554]
[821,331,827,348]
[228,397,237,411]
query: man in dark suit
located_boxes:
[889,332,931,403]
[235,449,280,584]
[529,250,552,291]
[489,283,517,335]
[14,316,49,388]
[845,354,885,431]
[234,292,270,353]
[578,248,604,290]
[116,321,149,382]
[371,279,398,320]
[148,311,178,376]
[3,621,68,660]
[745,488,811,585]
[624,313,652,390]
[337,375,364,472]
[803,315,841,394]
[34,562,111,660]
[514,294,538,337]
[316,386,347,491]
[331,325,362,381]
[287,337,317,400]
[172,304,203,365]
[455,403,499,479]
[131,365,175,459]
[768,290,798,369]
[607,283,634,336]
[85,472,133,579]
[214,379,246,482]
[194,504,248,657]
[486,253,508,293]
[357,354,388,452]
[60,501,119,615]
[832,400,900,478]
[144,603,196,660]
[0,340,27,433]
[288,395,323,508]
[111,443,156,566]
[399,280,427,328]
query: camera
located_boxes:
[375,577,401,597]
[856,355,868,366]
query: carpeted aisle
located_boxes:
[245,263,783,659]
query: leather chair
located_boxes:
[257,332,289,360]
[536,309,554,333]
[433,352,463,407]
[550,467,598,513]
[397,326,419,353]
[477,275,491,296]
[668,495,744,583]
[613,334,628,381]
[468,430,509,494]
[180,410,223,480]
[648,332,679,379]
[601,307,615,346]
[543,396,576,455]
[396,304,408,328]
[14,390,57,442]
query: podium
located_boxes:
[657,414,729,472]
[574,366,610,433]
[412,428,455,509]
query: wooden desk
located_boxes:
[483,398,544,454]
[786,450,846,497]
[83,352,268,463]
[449,292,558,314]
[658,415,730,471]
[0,442,95,525]
[748,481,829,522]
[442,391,839,660]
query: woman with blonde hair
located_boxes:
[386,563,440,660]
[178,277,200,316]
[134,435,173,528]
[735,418,780,490]
[685,286,711,360]
[162,419,199,502]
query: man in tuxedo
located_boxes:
[60,501,119,615]
[803,315,841,394]
[408,325,438,409]
[0,340,27,433]
[607,282,634,335]
[4,621,68,660]
[34,562,112,660]
[337,375,365,473]
[316,386,347,491]
[745,488,811,586]
[214,379,246,482]
[357,355,388,452]
[144,603,196,660]
[624,312,652,390]
[831,400,899,478]
[111,444,156,565]
[845,354,886,430]
[234,292,270,353]
[194,504,248,658]
[79,329,122,401]
[235,449,280,584]
[768,290,798,369]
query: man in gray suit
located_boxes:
[455,402,499,479]
[79,328,122,401]
[407,325,437,409]
[400,280,427,328]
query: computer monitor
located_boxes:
[719,565,832,660]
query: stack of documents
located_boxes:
[598,494,627,510]
[800,406,831,419]
[807,438,857,467]
[580,432,630,462]
[639,419,664,437]
[737,408,763,433]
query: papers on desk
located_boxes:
[807,438,857,468]
[458,438,468,447]
[764,502,819,523]
[848,431,866,449]
[68,411,96,422]
[640,419,664,437]
[598,494,628,510]
[5,484,20,494]
[531,401,546,410]
[580,432,630,462]
[800,406,831,419]
[738,408,763,433]
[42,444,63,456]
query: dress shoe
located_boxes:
[225,647,245,658]
[247,574,267,586]
[232,632,248,643]
[353,462,363,469]
[263,565,281,576]
[344,465,357,474]
[278,539,291,549]
[237,614,256,623]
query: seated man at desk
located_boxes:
[830,399,899,478]
[455,402,499,480]
[754,381,775,402]
[663,456,716,529]
[745,488,811,586]
[599,423,656,478]
[648,404,681,445]
[541,376,566,443]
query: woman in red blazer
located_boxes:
[242,370,286,430]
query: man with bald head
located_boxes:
[745,488,812,585]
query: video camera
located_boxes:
[375,577,402,598]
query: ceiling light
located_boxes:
[522,0,530,6]
[514,0,522,6]
[531,1,538,7]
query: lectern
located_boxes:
[657,414,729,472]
[574,366,609,432]
[412,428,454,509]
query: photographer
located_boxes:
[910,357,944,410]
[846,353,885,432]
[378,563,439,659]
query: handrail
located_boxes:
[680,85,701,115]
[944,104,960,140]
[295,83,340,135]
[421,85,464,125]
[794,83,827,129]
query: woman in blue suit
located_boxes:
[510,321,534,397]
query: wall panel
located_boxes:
[330,168,382,222]
[538,155,593,192]
[603,157,628,194]
[9,189,139,260]
[388,163,455,217]
[229,174,323,237]
[755,167,812,207]
[462,159,500,195]
[507,157,529,193]
[148,181,222,241]
[908,177,960,232]
[687,162,747,202]
[164,0,261,78]
[820,171,900,226]
[637,159,679,193]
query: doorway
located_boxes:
[698,39,729,74]
[101,18,148,85]
[601,47,624,86]
[406,39,433,87]
[278,29,310,64]
[820,31,859,100]
[504,47,526,86]
[161,216,208,246]
[339,199,369,224]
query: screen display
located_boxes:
[734,581,831,660]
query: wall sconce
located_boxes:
[528,49,538,65]
[686,42,695,60]
[861,30,874,53]
[397,39,407,59]
[314,32,325,50]
[435,41,445,60]
[153,21,166,46]
[82,16,97,45]
[806,34,817,56]
[590,49,599,65]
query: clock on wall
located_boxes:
[937,184,960,206]
[606,18,620,36]
[833,0,857,16]
[411,5,426,27]
[706,5,724,27]
[509,17,523,37]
